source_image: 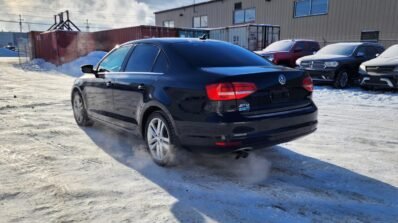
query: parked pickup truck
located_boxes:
[255,39,320,68]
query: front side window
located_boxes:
[193,16,208,28]
[294,0,328,17]
[98,45,131,72]
[234,8,256,24]
[125,44,160,72]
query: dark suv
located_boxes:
[296,42,384,88]
[72,38,318,166]
[255,39,320,68]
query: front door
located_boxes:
[111,44,165,130]
[87,44,132,124]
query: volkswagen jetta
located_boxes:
[71,38,318,166]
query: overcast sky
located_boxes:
[0,0,208,32]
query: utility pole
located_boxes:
[86,19,89,32]
[19,14,23,32]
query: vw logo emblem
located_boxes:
[278,74,286,85]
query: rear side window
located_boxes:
[98,45,131,72]
[171,41,272,68]
[294,42,306,51]
[125,44,160,72]
[152,52,169,73]
[366,46,380,58]
[309,42,320,51]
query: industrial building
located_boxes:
[155,0,398,47]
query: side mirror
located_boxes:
[356,52,365,58]
[375,53,380,57]
[81,64,95,74]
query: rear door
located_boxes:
[85,45,131,123]
[110,43,164,129]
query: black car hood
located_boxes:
[299,54,349,61]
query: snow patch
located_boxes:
[22,51,107,77]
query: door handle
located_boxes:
[106,81,112,87]
[137,84,145,90]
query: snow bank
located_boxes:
[22,51,107,77]
[0,48,19,57]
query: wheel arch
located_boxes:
[139,101,179,138]
[71,87,83,103]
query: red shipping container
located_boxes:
[30,25,178,65]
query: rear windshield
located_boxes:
[171,41,272,68]
[264,40,294,52]
[380,45,398,58]
[317,44,357,56]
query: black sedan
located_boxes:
[296,42,384,88]
[72,38,318,166]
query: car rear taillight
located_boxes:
[206,82,257,101]
[302,75,313,92]
[215,141,242,147]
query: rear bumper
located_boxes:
[360,74,398,89]
[175,105,318,154]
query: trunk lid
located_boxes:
[202,66,312,114]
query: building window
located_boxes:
[163,20,175,28]
[234,2,242,10]
[193,15,208,28]
[361,31,379,42]
[234,8,256,24]
[294,0,328,17]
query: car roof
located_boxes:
[122,38,224,47]
[277,39,318,43]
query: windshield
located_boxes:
[379,45,398,58]
[264,40,294,52]
[171,41,272,68]
[317,44,357,56]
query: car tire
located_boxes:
[72,91,93,127]
[145,111,179,167]
[334,69,349,89]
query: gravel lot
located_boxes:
[0,58,397,223]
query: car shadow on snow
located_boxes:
[83,124,398,223]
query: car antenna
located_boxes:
[199,34,208,40]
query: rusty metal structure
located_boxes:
[47,10,80,31]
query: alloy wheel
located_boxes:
[73,94,84,123]
[146,118,171,162]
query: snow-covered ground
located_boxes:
[0,57,397,223]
